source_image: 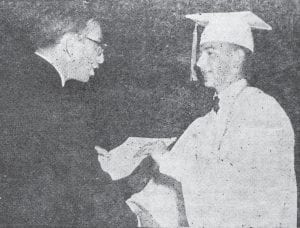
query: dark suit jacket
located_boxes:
[0,52,137,227]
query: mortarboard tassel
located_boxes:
[190,23,198,81]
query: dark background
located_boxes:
[1,0,299,225]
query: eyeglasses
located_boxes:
[86,37,108,55]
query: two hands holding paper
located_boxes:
[95,138,174,197]
[95,137,181,227]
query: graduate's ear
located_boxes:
[236,48,246,60]
[231,47,246,69]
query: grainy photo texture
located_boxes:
[0,0,299,227]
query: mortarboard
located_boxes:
[185,11,272,81]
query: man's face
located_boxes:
[196,42,237,90]
[68,20,105,83]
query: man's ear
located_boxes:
[231,48,245,68]
[235,48,245,63]
[62,33,82,60]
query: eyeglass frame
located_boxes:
[86,37,108,56]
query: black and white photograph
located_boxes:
[0,0,299,227]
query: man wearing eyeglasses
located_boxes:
[35,19,107,87]
[0,1,154,227]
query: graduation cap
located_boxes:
[185,11,272,81]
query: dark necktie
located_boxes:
[212,96,220,113]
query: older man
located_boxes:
[142,11,297,227]
[0,1,155,226]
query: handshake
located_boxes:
[95,139,172,200]
[118,155,159,200]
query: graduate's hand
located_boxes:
[135,141,168,163]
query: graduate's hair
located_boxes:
[1,0,99,49]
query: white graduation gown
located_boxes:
[157,79,297,227]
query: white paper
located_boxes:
[98,137,176,180]
[97,137,181,227]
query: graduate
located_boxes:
[141,11,297,227]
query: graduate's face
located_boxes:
[67,20,105,83]
[196,42,240,90]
